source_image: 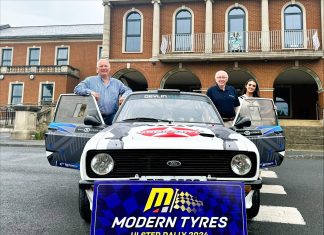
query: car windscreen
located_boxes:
[54,95,102,124]
[236,98,278,127]
[115,93,222,124]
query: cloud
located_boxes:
[0,0,103,26]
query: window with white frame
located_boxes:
[175,10,192,51]
[125,12,141,52]
[284,5,303,48]
[1,48,13,66]
[28,48,40,65]
[56,47,69,65]
[10,84,23,105]
[40,83,54,104]
[228,8,246,52]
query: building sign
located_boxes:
[91,181,247,235]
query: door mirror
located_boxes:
[234,116,251,129]
[84,115,102,126]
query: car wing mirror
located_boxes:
[234,116,251,129]
[84,115,102,126]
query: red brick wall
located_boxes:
[2,40,101,79]
[109,59,323,95]
[269,0,322,33]
[161,2,205,35]
[213,0,262,32]
[0,74,79,105]
[0,40,101,105]
[110,4,153,59]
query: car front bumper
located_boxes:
[79,178,262,210]
[79,178,262,190]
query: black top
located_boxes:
[206,85,240,118]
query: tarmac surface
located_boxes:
[0,131,323,158]
[0,132,44,147]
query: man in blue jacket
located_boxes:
[74,58,132,125]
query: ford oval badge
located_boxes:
[167,160,181,167]
[244,130,251,136]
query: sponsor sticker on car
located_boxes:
[91,181,247,235]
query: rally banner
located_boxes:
[91,181,247,235]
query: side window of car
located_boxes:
[54,95,101,124]
[237,99,277,128]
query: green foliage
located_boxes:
[34,131,45,140]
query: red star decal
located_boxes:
[139,126,200,137]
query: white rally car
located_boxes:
[46,90,271,222]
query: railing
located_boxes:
[0,103,55,129]
[0,106,15,127]
[0,65,80,78]
[160,29,320,54]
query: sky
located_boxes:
[0,0,104,27]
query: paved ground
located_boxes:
[0,132,44,147]
[0,145,323,235]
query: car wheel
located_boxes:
[79,188,91,223]
[247,189,260,219]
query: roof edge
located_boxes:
[0,24,11,30]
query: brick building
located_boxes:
[0,0,323,121]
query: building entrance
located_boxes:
[161,69,201,92]
[274,68,320,120]
[113,69,148,92]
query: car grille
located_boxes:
[86,149,257,179]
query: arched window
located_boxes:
[125,12,141,52]
[175,10,192,51]
[284,5,303,48]
[228,8,246,52]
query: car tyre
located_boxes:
[79,188,91,223]
[247,189,260,219]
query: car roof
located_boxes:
[130,89,207,97]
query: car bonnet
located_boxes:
[90,123,253,151]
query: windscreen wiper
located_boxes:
[122,117,172,123]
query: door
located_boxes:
[234,98,285,168]
[175,10,192,51]
[284,5,304,48]
[45,94,105,169]
[228,8,246,52]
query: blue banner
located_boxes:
[91,181,247,235]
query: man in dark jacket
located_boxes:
[206,70,240,127]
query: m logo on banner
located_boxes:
[144,187,203,214]
[144,188,174,213]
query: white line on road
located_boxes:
[252,205,306,225]
[260,170,278,178]
[261,184,287,194]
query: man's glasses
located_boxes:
[216,76,228,79]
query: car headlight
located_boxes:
[231,154,252,175]
[90,153,114,175]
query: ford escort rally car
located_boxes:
[45,90,284,223]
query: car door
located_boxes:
[45,94,105,169]
[233,98,285,168]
